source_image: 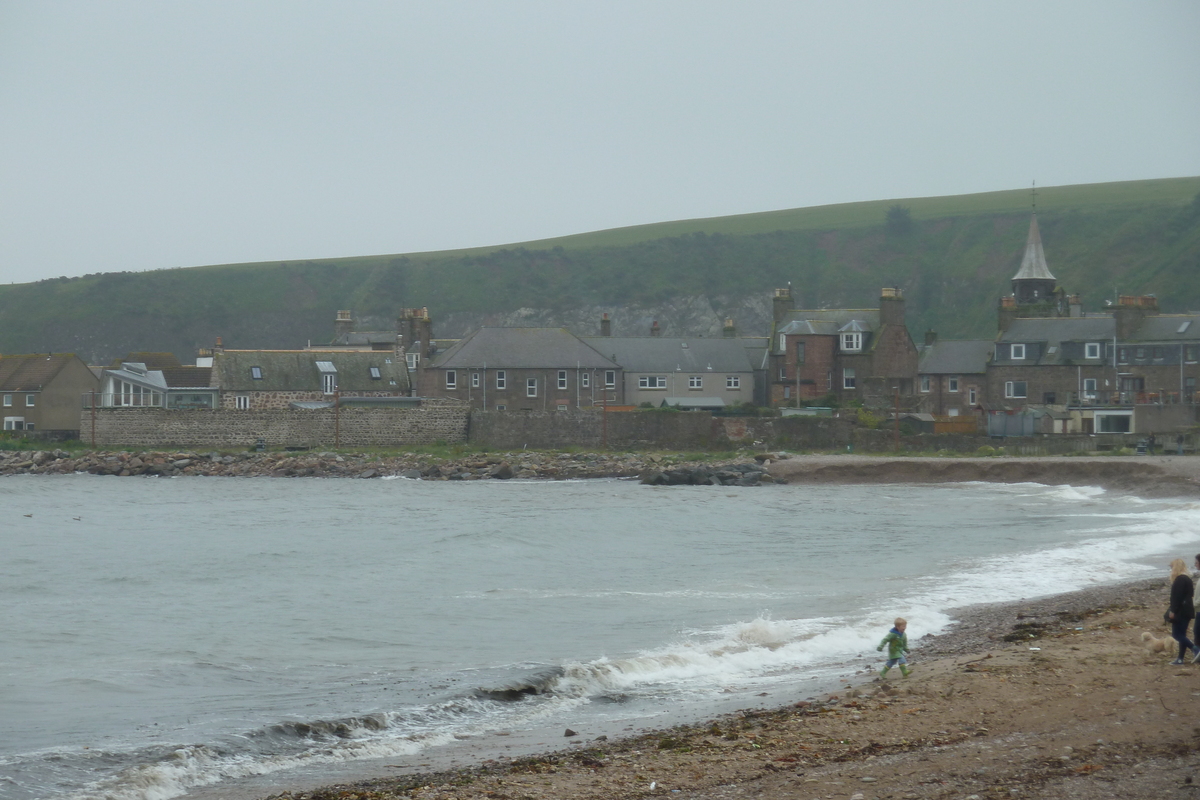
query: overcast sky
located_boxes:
[1,2,1197,285]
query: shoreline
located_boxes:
[254,575,1200,800]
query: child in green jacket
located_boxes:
[876,617,910,678]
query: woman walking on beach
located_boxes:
[1167,558,1198,665]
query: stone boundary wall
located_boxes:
[468,409,713,450]
[81,399,469,448]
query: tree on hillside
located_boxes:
[886,204,914,236]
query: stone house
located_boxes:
[211,349,411,410]
[581,335,756,409]
[0,352,98,435]
[418,327,621,411]
[768,287,918,408]
[917,338,993,417]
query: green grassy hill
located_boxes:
[2,177,1198,364]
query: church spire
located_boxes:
[1012,214,1055,282]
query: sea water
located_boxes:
[2,474,1197,800]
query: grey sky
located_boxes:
[1,1,1197,285]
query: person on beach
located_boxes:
[876,617,910,678]
[1166,558,1199,665]
[1148,432,1157,455]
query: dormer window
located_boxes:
[406,352,419,370]
[1085,342,1100,359]
[1011,343,1026,360]
[251,366,263,380]
[841,332,862,352]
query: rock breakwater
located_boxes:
[0,448,780,483]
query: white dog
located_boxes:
[1142,631,1172,653]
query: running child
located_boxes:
[876,617,910,678]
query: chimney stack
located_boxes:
[600,313,611,337]
[213,336,224,354]
[879,287,905,327]
[723,318,736,338]
[772,286,793,322]
[924,329,938,346]
[650,320,662,337]
[334,310,353,338]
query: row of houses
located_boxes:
[3,213,1199,439]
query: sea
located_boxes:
[3,473,1197,800]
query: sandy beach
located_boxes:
[252,456,1200,800]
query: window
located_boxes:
[1135,347,1146,360]
[843,368,856,389]
[581,372,590,388]
[557,370,567,390]
[406,352,419,370]
[526,378,538,397]
[23,422,34,431]
[968,387,977,405]
[796,341,805,363]
[471,372,480,388]
[841,332,862,352]
[235,394,250,410]
[1118,347,1128,364]
[1187,346,1199,364]
[947,408,959,417]
[604,370,616,388]
[251,366,263,380]
[25,394,35,407]
[2,394,10,407]
[1005,381,1027,399]
[496,404,506,411]
[1085,342,1100,359]
[1083,378,1097,397]
[496,370,506,390]
[1187,377,1197,400]
[369,366,381,380]
[688,375,702,389]
[826,371,832,391]
[556,403,568,412]
[1043,392,1056,404]
[322,373,337,394]
[3,417,24,430]
[920,375,930,393]
[445,370,456,389]
[1011,343,1026,360]
[948,376,959,393]
[779,367,787,380]
[1153,346,1165,360]
[726,375,741,389]
[639,376,667,389]
[778,333,786,352]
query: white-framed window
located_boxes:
[557,370,567,390]
[605,370,616,388]
[1011,343,1026,360]
[526,378,538,397]
[471,372,480,388]
[25,394,35,407]
[639,376,667,389]
[235,394,250,410]
[1085,342,1101,359]
[968,387,977,405]
[920,375,930,393]
[251,366,263,380]
[688,375,702,389]
[3,417,24,430]
[23,422,33,431]
[406,352,419,370]
[1005,380,1027,399]
[496,370,506,389]
[841,332,862,352]
[948,376,959,393]
[826,371,832,390]
[581,372,590,388]
[445,370,456,389]
[556,402,569,412]
[369,366,381,380]
[1083,378,1097,398]
[496,404,506,411]
[726,375,741,389]
[2,394,11,407]
[322,373,337,394]
[843,368,856,389]
[778,333,787,352]
[948,408,959,417]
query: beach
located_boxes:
[253,456,1200,800]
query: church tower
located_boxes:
[1011,214,1057,305]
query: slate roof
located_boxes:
[918,340,994,375]
[430,328,617,369]
[110,353,212,388]
[213,351,410,392]
[0,353,82,391]
[999,316,1116,344]
[777,309,880,336]
[1012,215,1056,281]
[329,332,397,347]
[1125,314,1200,342]
[581,337,753,373]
